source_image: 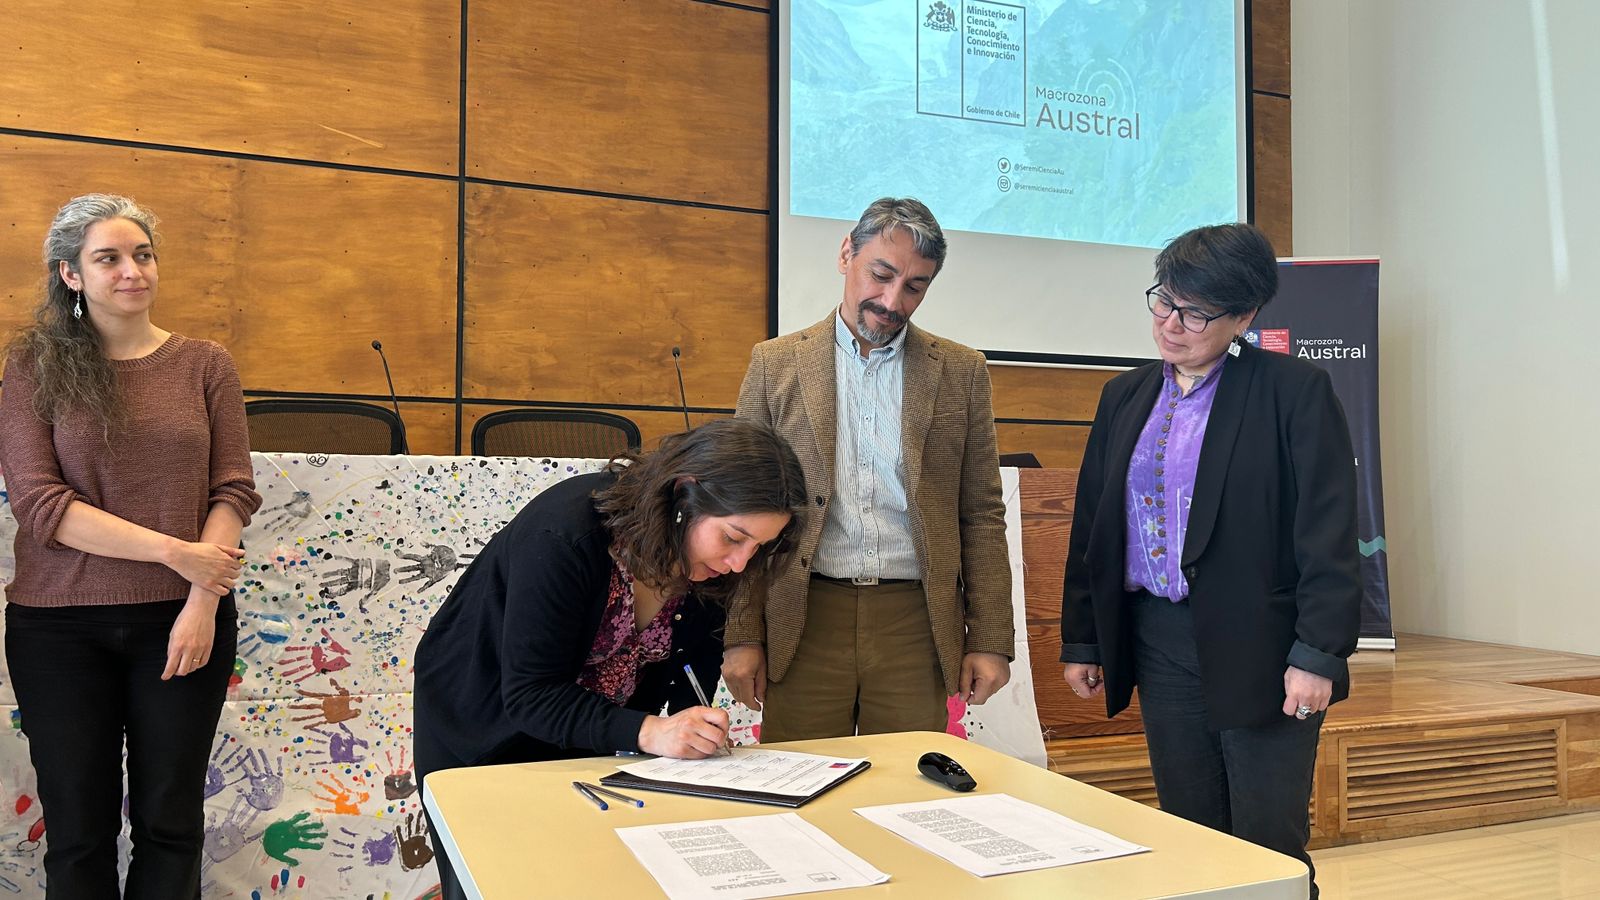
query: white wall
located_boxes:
[1293,1,1597,653]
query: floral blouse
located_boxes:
[576,561,685,704]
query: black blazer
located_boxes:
[1060,344,1361,730]
[412,472,724,773]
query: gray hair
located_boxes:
[45,193,160,280]
[7,194,162,430]
[846,197,947,276]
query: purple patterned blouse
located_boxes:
[1123,360,1225,600]
[576,561,684,704]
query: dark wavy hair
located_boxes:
[6,194,161,434]
[594,418,808,605]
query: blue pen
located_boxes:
[571,781,607,810]
[583,782,645,808]
[683,663,732,756]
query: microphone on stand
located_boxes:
[370,340,411,454]
[671,346,692,432]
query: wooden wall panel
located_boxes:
[0,137,459,398]
[461,404,730,456]
[397,402,460,457]
[995,423,1090,470]
[1250,0,1292,255]
[467,0,769,207]
[1022,517,1072,621]
[0,2,460,173]
[463,185,765,406]
[1252,94,1294,256]
[1251,0,1291,96]
[988,365,1106,467]
[1019,468,1147,738]
[989,365,1115,422]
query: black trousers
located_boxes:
[413,702,470,900]
[5,597,235,900]
[1131,593,1323,899]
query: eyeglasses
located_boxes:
[1146,285,1229,333]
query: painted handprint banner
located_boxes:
[0,454,1040,898]
[0,453,604,898]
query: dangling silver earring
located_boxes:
[72,289,83,320]
[675,510,684,525]
[1227,334,1242,357]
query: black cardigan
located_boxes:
[413,472,724,771]
[1060,344,1362,730]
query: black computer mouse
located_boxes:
[917,751,977,792]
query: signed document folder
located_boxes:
[600,748,872,808]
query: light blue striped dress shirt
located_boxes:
[813,311,921,581]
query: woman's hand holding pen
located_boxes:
[638,707,729,759]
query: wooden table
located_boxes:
[422,731,1307,898]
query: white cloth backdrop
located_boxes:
[0,454,1041,898]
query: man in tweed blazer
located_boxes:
[723,198,1013,741]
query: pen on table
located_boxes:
[582,782,645,807]
[571,781,608,811]
[682,663,732,756]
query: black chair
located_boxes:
[245,399,408,455]
[472,409,642,459]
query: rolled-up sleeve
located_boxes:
[204,345,262,524]
[0,354,90,549]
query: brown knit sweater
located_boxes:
[0,334,262,606]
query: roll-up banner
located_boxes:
[1249,258,1393,648]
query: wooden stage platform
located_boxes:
[1018,469,1600,847]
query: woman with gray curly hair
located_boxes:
[0,194,260,896]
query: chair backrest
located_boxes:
[472,409,642,459]
[245,399,408,455]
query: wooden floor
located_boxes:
[1046,633,1600,847]
[1311,810,1600,899]
[1338,632,1600,729]
[1016,468,1600,846]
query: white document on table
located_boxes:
[615,812,889,900]
[616,749,868,798]
[854,793,1149,877]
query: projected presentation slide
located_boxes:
[790,0,1241,250]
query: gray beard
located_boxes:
[856,309,906,346]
